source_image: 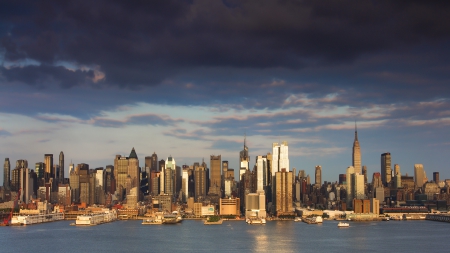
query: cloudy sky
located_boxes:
[1,0,450,183]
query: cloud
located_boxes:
[0,129,11,136]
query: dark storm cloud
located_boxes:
[1,65,94,88]
[1,0,450,90]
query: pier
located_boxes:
[426,214,450,223]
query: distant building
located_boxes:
[239,137,250,180]
[315,165,322,186]
[272,141,289,177]
[44,154,53,182]
[194,166,207,201]
[433,172,440,184]
[414,164,424,189]
[209,155,221,195]
[274,169,293,216]
[381,153,391,186]
[59,151,64,183]
[353,199,370,214]
[352,124,361,174]
[256,155,268,192]
[3,158,10,190]
[220,198,240,216]
[394,164,401,188]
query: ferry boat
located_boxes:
[338,222,350,227]
[247,218,266,225]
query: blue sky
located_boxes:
[1,0,450,183]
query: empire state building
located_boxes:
[352,124,361,174]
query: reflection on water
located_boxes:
[0,220,448,252]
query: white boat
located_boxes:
[294,217,302,222]
[338,222,350,227]
[315,216,323,223]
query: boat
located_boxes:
[142,218,163,225]
[294,217,302,222]
[315,216,323,223]
[383,217,390,221]
[338,222,350,228]
[246,217,266,225]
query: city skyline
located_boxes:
[1,1,450,183]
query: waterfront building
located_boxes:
[315,165,322,186]
[245,192,266,219]
[353,199,370,214]
[219,197,240,216]
[240,137,250,180]
[370,198,380,215]
[352,124,361,174]
[381,153,392,186]
[273,169,293,216]
[209,155,221,195]
[59,151,64,183]
[414,164,424,189]
[3,158,10,190]
[272,141,289,176]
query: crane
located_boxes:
[2,188,21,226]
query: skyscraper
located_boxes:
[394,164,401,188]
[3,158,10,190]
[315,165,322,186]
[346,166,355,208]
[381,153,392,186]
[239,137,249,180]
[194,166,207,201]
[44,154,53,182]
[256,155,268,192]
[272,141,289,176]
[59,151,64,183]
[352,124,361,174]
[209,155,221,194]
[128,148,139,189]
[414,164,424,189]
[151,152,158,172]
[433,172,440,184]
[274,169,293,216]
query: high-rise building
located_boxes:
[44,154,53,182]
[209,155,221,195]
[346,166,355,208]
[104,165,115,194]
[194,166,207,201]
[165,156,176,195]
[414,164,424,189]
[181,168,189,202]
[151,152,158,172]
[59,151,64,183]
[69,163,79,203]
[239,137,250,180]
[381,153,392,186]
[352,124,361,174]
[256,155,268,192]
[433,172,439,184]
[394,164,401,188]
[273,169,293,216]
[159,159,165,194]
[128,148,139,189]
[3,158,10,190]
[315,165,322,186]
[78,163,90,204]
[114,155,128,200]
[272,141,289,176]
[362,165,367,184]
